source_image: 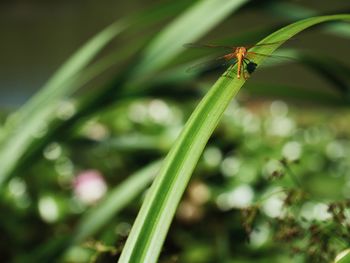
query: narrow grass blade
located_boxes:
[130,0,247,79]
[265,2,350,38]
[0,1,191,183]
[118,14,350,263]
[71,160,162,245]
[25,160,161,263]
[0,0,241,188]
[0,20,128,187]
[336,249,350,263]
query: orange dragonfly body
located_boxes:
[221,46,250,79]
[185,41,287,79]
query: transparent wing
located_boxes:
[246,40,286,49]
[185,39,294,50]
[247,38,296,48]
[246,51,297,62]
[186,56,236,73]
[184,43,234,50]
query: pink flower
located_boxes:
[74,170,107,205]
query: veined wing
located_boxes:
[186,55,237,73]
[246,51,297,62]
[185,40,291,50]
[246,38,296,49]
[184,43,233,50]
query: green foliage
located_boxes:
[72,160,161,245]
[0,19,128,186]
[0,1,350,263]
[118,14,350,263]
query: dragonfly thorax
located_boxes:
[235,47,247,57]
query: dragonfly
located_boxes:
[185,41,288,80]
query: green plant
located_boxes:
[118,14,350,263]
[1,1,350,262]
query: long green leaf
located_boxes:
[1,1,193,184]
[25,160,161,263]
[130,0,247,79]
[336,249,350,263]
[265,2,350,38]
[0,20,128,187]
[0,0,244,188]
[71,160,162,245]
[118,14,350,263]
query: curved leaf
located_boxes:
[118,14,350,263]
[0,20,128,187]
[265,2,350,38]
[335,249,350,263]
[25,161,161,263]
[71,160,162,245]
[0,0,189,188]
[129,0,247,79]
[0,0,247,188]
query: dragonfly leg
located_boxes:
[222,71,234,79]
[243,58,257,78]
[222,65,237,79]
[241,62,247,80]
[243,59,249,79]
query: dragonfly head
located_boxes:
[236,47,247,56]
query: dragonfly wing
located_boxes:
[246,51,296,62]
[184,43,233,50]
[186,56,235,73]
[246,38,296,48]
[185,39,294,50]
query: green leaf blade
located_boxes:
[131,0,247,77]
[118,14,350,263]
[71,160,161,245]
[0,20,128,187]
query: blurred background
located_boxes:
[0,0,349,262]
